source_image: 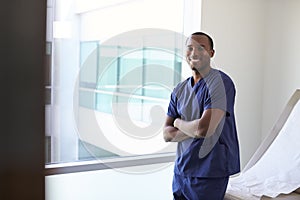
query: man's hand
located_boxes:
[163,116,190,142]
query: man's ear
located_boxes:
[210,49,215,57]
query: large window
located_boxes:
[45,0,201,170]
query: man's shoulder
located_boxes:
[211,68,231,80]
[213,69,235,87]
[173,77,191,90]
[170,77,192,99]
[206,69,236,96]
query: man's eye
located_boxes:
[187,47,193,51]
[198,46,205,51]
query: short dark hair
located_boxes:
[188,32,214,50]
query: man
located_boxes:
[164,32,240,200]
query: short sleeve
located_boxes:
[167,92,180,118]
[204,71,235,117]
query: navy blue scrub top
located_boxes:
[167,68,240,178]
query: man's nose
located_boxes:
[191,50,200,58]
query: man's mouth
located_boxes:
[188,58,201,63]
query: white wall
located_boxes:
[201,0,300,168]
[262,0,300,139]
[46,163,174,200]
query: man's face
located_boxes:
[185,35,214,73]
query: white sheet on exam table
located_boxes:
[227,99,300,198]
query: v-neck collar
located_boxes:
[189,68,215,89]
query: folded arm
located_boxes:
[174,108,225,138]
[163,116,191,142]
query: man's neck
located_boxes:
[192,66,212,85]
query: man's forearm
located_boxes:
[174,109,225,138]
[163,126,191,142]
[174,118,205,138]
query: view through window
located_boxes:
[45,0,201,168]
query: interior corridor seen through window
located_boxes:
[45,0,201,164]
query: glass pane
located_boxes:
[46,0,189,165]
[80,41,98,88]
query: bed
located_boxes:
[225,89,300,200]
